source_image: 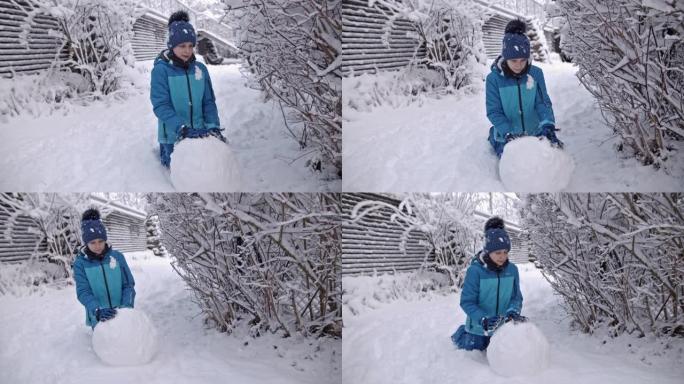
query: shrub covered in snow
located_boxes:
[0,193,91,285]
[342,270,452,318]
[232,0,342,177]
[0,0,144,117]
[373,0,488,93]
[148,193,341,338]
[556,0,684,168]
[522,193,684,338]
[37,0,140,98]
[351,193,481,286]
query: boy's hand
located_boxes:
[481,316,503,332]
[96,307,117,322]
[505,310,527,323]
[539,124,564,148]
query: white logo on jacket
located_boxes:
[109,257,117,269]
[195,66,203,81]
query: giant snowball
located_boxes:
[487,322,549,377]
[171,136,242,191]
[499,136,574,192]
[92,308,158,366]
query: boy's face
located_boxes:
[489,249,509,266]
[87,239,106,255]
[173,42,194,62]
[506,58,527,74]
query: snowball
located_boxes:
[499,136,574,192]
[487,322,549,377]
[171,136,242,191]
[92,308,158,366]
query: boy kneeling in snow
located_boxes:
[451,217,526,351]
[486,19,563,157]
[73,209,136,329]
[150,11,221,168]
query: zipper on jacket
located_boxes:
[516,78,526,134]
[100,262,113,308]
[185,69,194,129]
[495,270,501,315]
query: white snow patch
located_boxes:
[487,321,550,377]
[92,308,158,366]
[499,136,575,192]
[170,136,242,191]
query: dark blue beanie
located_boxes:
[81,209,107,244]
[167,11,196,49]
[483,217,511,253]
[502,19,530,60]
[484,228,511,253]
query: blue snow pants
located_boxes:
[488,126,505,158]
[160,143,174,168]
[451,325,491,351]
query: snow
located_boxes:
[0,61,339,192]
[0,252,340,384]
[342,263,684,384]
[499,137,575,192]
[486,321,550,377]
[170,136,242,191]
[92,308,158,366]
[342,61,684,192]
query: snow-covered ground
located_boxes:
[342,264,684,384]
[0,252,340,384]
[0,60,339,192]
[342,61,684,192]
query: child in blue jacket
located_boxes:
[451,217,526,351]
[486,19,563,157]
[150,11,221,167]
[73,209,136,328]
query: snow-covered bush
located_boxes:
[37,0,140,99]
[373,0,488,93]
[342,270,452,318]
[148,193,342,338]
[232,1,342,177]
[522,193,684,338]
[556,0,684,168]
[351,193,481,286]
[0,0,143,118]
[343,66,446,111]
[0,193,91,287]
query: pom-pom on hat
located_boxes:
[167,10,197,49]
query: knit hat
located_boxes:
[502,19,530,60]
[483,217,511,254]
[167,11,197,49]
[81,208,107,244]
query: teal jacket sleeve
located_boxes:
[485,73,514,141]
[73,258,101,318]
[534,69,555,128]
[150,65,185,133]
[202,67,220,129]
[118,253,136,308]
[460,265,487,322]
[506,265,523,314]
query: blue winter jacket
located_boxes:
[486,56,555,143]
[72,247,136,327]
[150,50,220,144]
[460,251,523,336]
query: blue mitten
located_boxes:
[95,307,117,322]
